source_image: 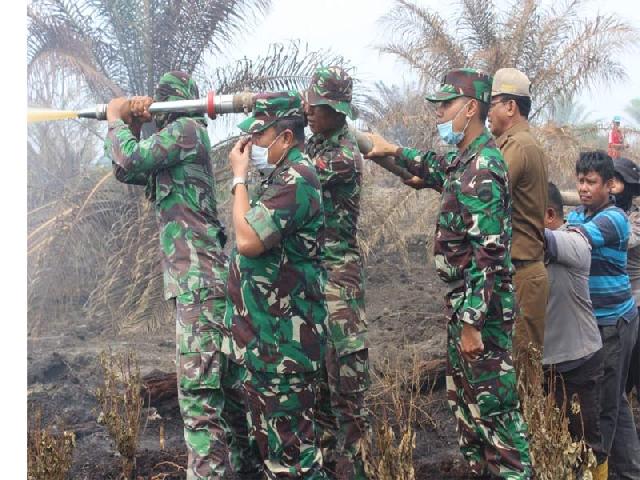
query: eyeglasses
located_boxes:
[488,99,509,111]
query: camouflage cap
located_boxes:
[425,68,493,104]
[305,66,356,119]
[237,91,304,133]
[154,70,200,102]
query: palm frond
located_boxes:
[377,0,467,87]
[28,0,274,98]
[201,41,348,94]
[376,0,639,120]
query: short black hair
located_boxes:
[499,94,531,119]
[478,100,489,122]
[547,182,563,213]
[274,117,306,143]
[575,151,615,183]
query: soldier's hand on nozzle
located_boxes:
[229,136,251,178]
[460,323,484,361]
[363,132,400,159]
[106,97,132,123]
[403,176,427,189]
[129,96,153,123]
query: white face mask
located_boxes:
[250,132,285,172]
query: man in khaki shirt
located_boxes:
[488,68,549,365]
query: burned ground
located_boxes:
[27,240,484,479]
[27,235,640,479]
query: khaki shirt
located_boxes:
[497,121,548,262]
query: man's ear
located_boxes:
[545,207,555,222]
[284,130,296,146]
[466,99,478,119]
[281,129,294,147]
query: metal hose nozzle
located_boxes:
[77,91,257,121]
[77,104,108,120]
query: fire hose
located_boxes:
[77,92,579,206]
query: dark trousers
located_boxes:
[625,308,640,396]
[546,349,606,464]
[600,314,640,479]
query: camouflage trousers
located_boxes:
[446,287,532,479]
[316,281,371,479]
[176,288,257,479]
[223,360,327,479]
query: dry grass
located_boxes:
[358,166,441,270]
[84,199,170,334]
[517,346,596,480]
[27,408,75,480]
[366,347,439,480]
[364,342,600,479]
[95,350,144,480]
[27,169,132,334]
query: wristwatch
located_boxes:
[231,176,247,194]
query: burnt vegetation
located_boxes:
[27,0,640,477]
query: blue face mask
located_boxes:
[437,101,471,145]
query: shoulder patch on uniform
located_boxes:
[476,180,494,202]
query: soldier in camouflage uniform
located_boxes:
[223,91,328,479]
[365,69,532,479]
[104,71,252,479]
[303,66,370,480]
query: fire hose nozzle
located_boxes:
[77,91,258,121]
[77,104,108,120]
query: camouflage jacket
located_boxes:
[395,129,514,329]
[223,146,328,374]
[105,117,228,301]
[306,124,364,291]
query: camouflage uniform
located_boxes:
[223,92,329,479]
[390,69,532,479]
[304,67,370,480]
[105,71,250,479]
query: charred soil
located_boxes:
[28,241,637,479]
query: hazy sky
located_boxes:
[228,0,640,125]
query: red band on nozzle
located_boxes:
[207,91,216,119]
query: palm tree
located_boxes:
[377,0,639,119]
[27,0,349,333]
[27,0,273,100]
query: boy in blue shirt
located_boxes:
[567,151,640,479]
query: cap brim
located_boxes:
[305,91,356,119]
[491,90,529,98]
[424,91,462,102]
[237,115,274,133]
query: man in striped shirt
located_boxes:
[567,151,640,479]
